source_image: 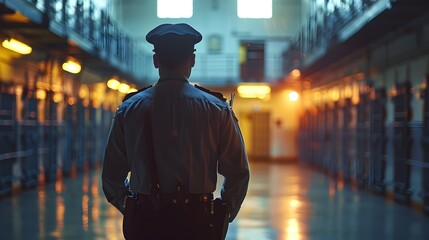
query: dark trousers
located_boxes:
[123,196,215,240]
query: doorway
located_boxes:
[240,40,265,81]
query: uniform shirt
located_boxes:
[102,77,250,221]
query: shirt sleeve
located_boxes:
[101,108,130,214]
[218,108,250,222]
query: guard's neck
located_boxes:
[159,66,191,79]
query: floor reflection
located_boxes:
[0,168,123,240]
[0,161,428,240]
[226,162,429,240]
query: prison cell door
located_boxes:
[392,81,412,202]
[369,88,387,192]
[20,91,39,187]
[356,91,370,187]
[341,98,353,180]
[240,41,265,82]
[0,88,16,195]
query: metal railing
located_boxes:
[284,0,391,74]
[16,0,145,80]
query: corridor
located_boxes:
[1,161,428,240]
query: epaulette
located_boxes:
[122,85,152,102]
[194,84,227,102]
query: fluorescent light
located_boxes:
[62,58,81,74]
[118,83,130,93]
[237,83,271,99]
[2,38,32,55]
[107,78,120,90]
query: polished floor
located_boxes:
[1,162,428,240]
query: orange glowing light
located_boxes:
[82,194,89,230]
[55,169,63,193]
[55,196,65,230]
[118,83,131,94]
[107,78,120,90]
[2,38,32,55]
[82,175,89,193]
[53,93,63,103]
[62,58,82,74]
[237,83,271,99]
[68,97,76,105]
[331,88,340,102]
[291,69,301,78]
[289,91,299,102]
[338,178,344,191]
[38,169,46,186]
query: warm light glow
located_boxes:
[238,0,272,18]
[118,83,130,94]
[289,91,299,102]
[421,78,427,90]
[91,175,100,223]
[331,88,340,102]
[15,85,23,96]
[2,38,32,55]
[62,58,82,74]
[237,83,271,99]
[344,85,353,98]
[53,93,63,103]
[289,199,300,208]
[313,91,322,104]
[51,84,62,92]
[55,196,65,234]
[36,89,46,100]
[82,194,89,230]
[107,78,120,90]
[68,97,76,105]
[128,88,138,93]
[391,84,398,97]
[286,218,300,236]
[157,0,193,18]
[352,82,360,104]
[291,69,301,78]
[79,84,89,99]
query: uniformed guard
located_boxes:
[102,23,250,240]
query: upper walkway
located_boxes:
[0,161,428,240]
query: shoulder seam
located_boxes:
[194,84,227,102]
[122,85,152,102]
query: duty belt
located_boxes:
[127,191,213,204]
[163,193,213,204]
